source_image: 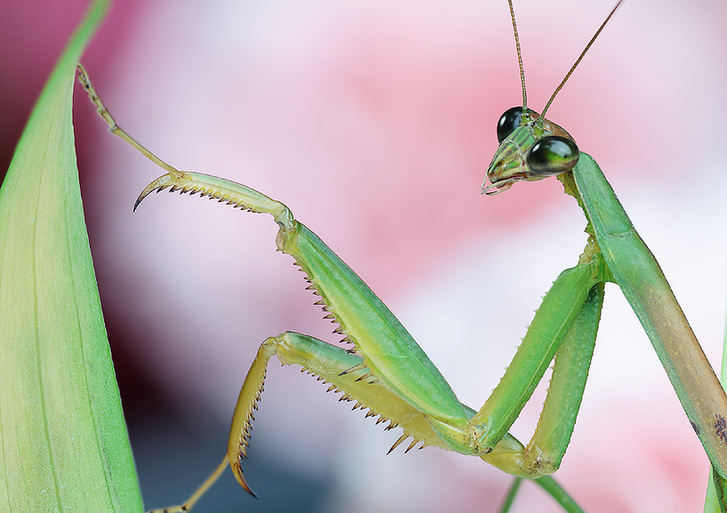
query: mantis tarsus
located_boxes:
[77,1,727,511]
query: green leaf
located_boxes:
[0,1,143,512]
[704,308,727,512]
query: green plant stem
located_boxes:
[703,287,727,513]
[534,477,586,513]
[497,477,523,513]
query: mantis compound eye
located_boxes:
[526,136,579,176]
[496,106,524,143]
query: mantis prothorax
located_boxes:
[77,1,727,512]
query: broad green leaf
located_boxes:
[0,0,143,512]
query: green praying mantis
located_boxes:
[76,1,727,511]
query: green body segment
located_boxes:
[276,221,469,425]
[469,259,598,451]
[573,153,727,478]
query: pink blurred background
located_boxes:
[3,1,727,512]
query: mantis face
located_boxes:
[483,106,579,195]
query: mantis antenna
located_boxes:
[507,0,527,108]
[540,0,624,118]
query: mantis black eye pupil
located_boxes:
[526,136,579,176]
[496,106,524,143]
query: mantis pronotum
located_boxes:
[78,1,727,512]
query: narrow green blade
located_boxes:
[0,1,144,512]
[534,477,586,513]
[497,478,523,513]
[704,291,727,512]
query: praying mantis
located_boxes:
[76,1,727,511]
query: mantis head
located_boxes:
[483,107,579,195]
[483,0,622,195]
